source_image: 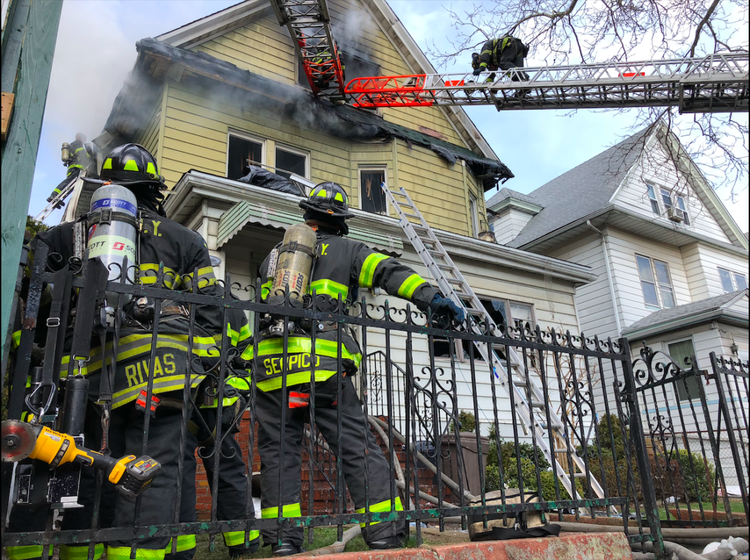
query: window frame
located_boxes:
[469,193,480,238]
[666,337,701,402]
[636,254,676,310]
[358,166,389,216]
[645,183,691,226]
[226,130,266,179]
[646,184,660,215]
[718,267,748,292]
[274,143,310,180]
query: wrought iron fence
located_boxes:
[11,243,750,559]
[631,345,749,529]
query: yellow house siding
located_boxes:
[133,86,164,160]
[193,17,297,85]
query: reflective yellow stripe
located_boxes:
[397,274,427,299]
[243,337,361,365]
[262,503,302,518]
[107,546,165,560]
[12,330,21,348]
[6,546,53,560]
[122,160,139,172]
[309,279,348,300]
[358,253,389,289]
[60,544,104,560]
[238,323,252,343]
[223,531,259,547]
[261,280,272,300]
[139,264,180,289]
[111,373,205,409]
[146,162,157,176]
[256,369,337,392]
[102,158,112,170]
[164,535,196,553]
[334,192,344,202]
[182,266,217,290]
[356,497,404,527]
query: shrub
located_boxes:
[450,410,476,433]
[649,448,715,503]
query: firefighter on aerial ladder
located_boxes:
[472,35,530,82]
[46,133,100,207]
[245,182,464,556]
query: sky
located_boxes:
[26,0,749,232]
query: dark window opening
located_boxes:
[360,169,387,214]
[276,147,307,179]
[228,135,262,180]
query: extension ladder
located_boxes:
[381,181,611,509]
[269,0,345,99]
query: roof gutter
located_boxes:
[623,308,749,342]
[586,220,622,335]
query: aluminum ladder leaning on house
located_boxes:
[380,181,614,515]
[269,0,346,100]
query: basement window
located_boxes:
[275,146,309,179]
[360,168,387,215]
[227,133,264,180]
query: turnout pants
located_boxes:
[166,406,258,560]
[498,38,529,81]
[255,375,404,549]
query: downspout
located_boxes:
[586,221,622,335]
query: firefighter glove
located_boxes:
[429,295,465,323]
[472,68,482,76]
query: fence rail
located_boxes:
[1,245,748,559]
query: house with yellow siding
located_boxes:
[84,0,598,436]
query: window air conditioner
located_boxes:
[667,207,683,223]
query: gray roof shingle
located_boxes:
[507,128,650,248]
[622,289,749,335]
[486,187,540,208]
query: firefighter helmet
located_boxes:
[299,182,353,218]
[100,144,165,188]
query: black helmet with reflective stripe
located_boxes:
[299,182,354,218]
[100,143,165,189]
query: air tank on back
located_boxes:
[87,184,138,305]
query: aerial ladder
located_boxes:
[345,52,749,113]
[269,0,346,100]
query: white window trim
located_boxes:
[469,193,480,238]
[645,182,691,227]
[636,254,675,310]
[275,143,310,179]
[718,267,747,292]
[226,130,266,177]
[358,166,389,216]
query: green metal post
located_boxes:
[1,0,64,363]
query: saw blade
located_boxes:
[1,420,37,462]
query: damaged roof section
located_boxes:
[105,38,513,190]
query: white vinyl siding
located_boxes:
[680,243,749,299]
[490,209,535,245]
[612,140,731,243]
[605,227,690,329]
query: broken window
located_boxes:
[360,168,387,215]
[227,134,263,180]
[275,146,308,179]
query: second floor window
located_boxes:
[360,168,387,215]
[719,268,748,292]
[653,186,691,226]
[275,146,308,179]
[636,255,675,309]
[227,133,263,180]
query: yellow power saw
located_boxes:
[1,420,161,499]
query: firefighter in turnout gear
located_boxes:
[7,144,224,560]
[472,36,529,82]
[46,133,99,207]
[168,309,260,560]
[245,182,464,556]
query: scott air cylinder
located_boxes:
[61,142,71,163]
[87,184,138,305]
[268,223,317,308]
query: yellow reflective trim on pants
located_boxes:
[262,503,302,518]
[309,278,349,300]
[164,534,196,553]
[6,546,53,560]
[397,274,427,299]
[60,543,104,560]
[223,531,260,547]
[12,329,21,348]
[356,497,404,527]
[256,369,337,392]
[107,546,165,560]
[358,253,389,289]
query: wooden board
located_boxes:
[1,92,15,141]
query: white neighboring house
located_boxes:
[487,124,749,483]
